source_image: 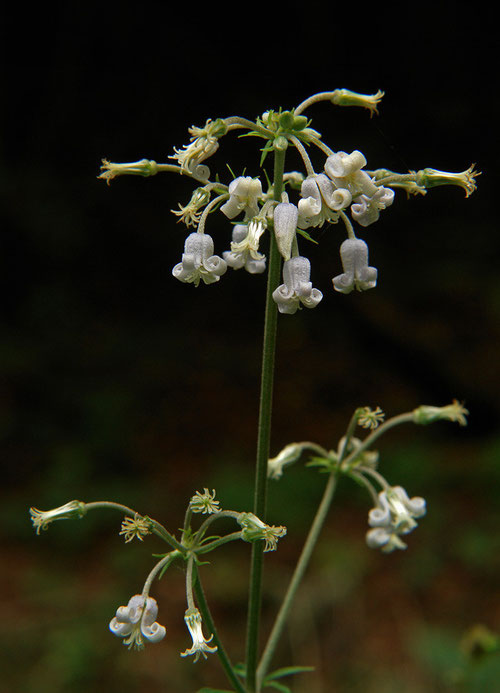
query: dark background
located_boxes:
[2,3,499,692]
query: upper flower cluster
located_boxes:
[99,89,479,316]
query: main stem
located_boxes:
[245,146,286,693]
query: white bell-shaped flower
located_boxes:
[172,232,227,286]
[272,256,323,314]
[298,174,351,229]
[109,595,166,649]
[223,222,266,274]
[332,238,377,294]
[220,176,263,220]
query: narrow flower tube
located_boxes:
[415,164,479,197]
[330,89,384,116]
[29,500,87,534]
[332,238,377,294]
[273,202,298,260]
[180,608,217,662]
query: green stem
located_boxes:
[193,565,247,693]
[256,471,339,686]
[245,145,286,693]
[83,501,184,551]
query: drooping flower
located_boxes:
[109,595,166,649]
[366,486,426,553]
[223,221,266,273]
[180,608,217,662]
[220,176,263,220]
[172,232,227,286]
[332,238,377,294]
[297,173,351,229]
[272,256,323,314]
[325,150,377,198]
[29,500,87,534]
[171,187,211,227]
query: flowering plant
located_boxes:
[30,89,478,692]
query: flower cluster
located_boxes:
[98,90,478,316]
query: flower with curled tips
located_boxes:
[332,238,377,294]
[172,232,227,286]
[170,119,227,181]
[223,222,266,274]
[109,594,166,650]
[297,173,351,229]
[180,608,218,662]
[366,486,426,553]
[273,256,323,314]
[29,500,86,534]
[220,176,263,220]
[325,150,378,198]
[351,186,395,227]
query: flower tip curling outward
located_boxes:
[181,608,217,662]
[29,500,86,534]
[366,486,426,553]
[330,89,385,117]
[273,256,323,314]
[109,595,166,650]
[415,164,480,198]
[332,238,377,294]
[172,232,227,286]
[413,399,469,426]
[238,512,287,552]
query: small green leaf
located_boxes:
[265,682,291,693]
[296,228,319,245]
[197,688,235,693]
[264,665,315,682]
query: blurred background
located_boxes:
[2,3,499,692]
